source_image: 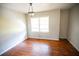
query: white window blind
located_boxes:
[31,16,49,32]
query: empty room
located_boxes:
[0,3,79,56]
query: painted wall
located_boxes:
[60,9,69,39]
[0,6,27,55]
[27,9,60,40]
[68,5,79,51]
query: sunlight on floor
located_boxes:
[32,43,50,55]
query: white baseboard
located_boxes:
[28,37,59,41]
[67,39,79,52]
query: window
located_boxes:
[40,17,49,32]
[31,16,49,32]
[31,18,39,32]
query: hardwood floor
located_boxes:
[1,38,79,56]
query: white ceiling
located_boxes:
[1,3,75,14]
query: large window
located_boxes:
[31,16,49,32]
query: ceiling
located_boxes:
[1,3,75,14]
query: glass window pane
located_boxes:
[40,16,49,32]
[31,18,39,32]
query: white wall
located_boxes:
[60,9,69,39]
[68,5,79,51]
[27,9,60,40]
[0,6,27,55]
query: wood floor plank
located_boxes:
[1,38,79,56]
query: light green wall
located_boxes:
[27,9,60,40]
[68,5,79,51]
[0,6,27,55]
